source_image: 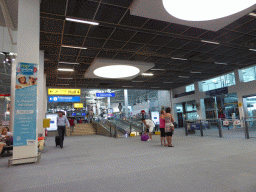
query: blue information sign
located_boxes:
[48,96,81,102]
[14,63,38,146]
[96,93,115,97]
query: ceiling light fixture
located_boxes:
[190,71,202,74]
[249,12,256,17]
[132,81,144,82]
[249,48,256,52]
[163,82,173,83]
[162,1,256,21]
[57,77,73,80]
[122,86,133,88]
[58,68,74,72]
[178,76,189,78]
[171,57,187,61]
[201,40,220,45]
[61,45,87,50]
[141,73,153,76]
[151,69,166,71]
[59,62,79,65]
[66,17,99,25]
[94,65,140,79]
[214,62,228,65]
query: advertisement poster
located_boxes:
[151,111,160,125]
[13,63,38,146]
[45,114,58,131]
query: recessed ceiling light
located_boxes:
[59,62,79,65]
[178,76,189,78]
[66,17,99,25]
[249,12,256,17]
[58,68,74,72]
[162,1,256,21]
[151,69,166,71]
[94,65,140,79]
[57,77,73,80]
[190,71,202,74]
[201,40,220,45]
[249,49,256,52]
[61,45,87,50]
[163,82,173,83]
[171,57,187,61]
[132,81,144,82]
[214,62,228,65]
[141,73,153,76]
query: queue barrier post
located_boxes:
[200,120,203,137]
[244,118,249,139]
[218,119,223,138]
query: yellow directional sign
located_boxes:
[48,89,81,95]
[74,103,83,108]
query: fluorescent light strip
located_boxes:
[190,71,202,74]
[163,82,173,83]
[59,61,79,65]
[58,68,74,72]
[61,45,87,50]
[214,62,228,65]
[132,81,144,82]
[178,76,189,78]
[201,40,220,45]
[141,73,153,76]
[66,17,99,25]
[249,49,256,52]
[151,69,165,71]
[57,77,73,80]
[171,57,187,61]
[122,86,133,88]
[249,13,256,17]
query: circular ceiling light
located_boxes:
[94,65,140,79]
[162,0,256,21]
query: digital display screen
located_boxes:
[82,113,86,116]
[72,113,76,116]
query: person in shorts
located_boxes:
[164,107,175,147]
[142,118,155,141]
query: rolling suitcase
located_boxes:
[55,136,60,147]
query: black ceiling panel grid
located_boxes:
[55,0,69,85]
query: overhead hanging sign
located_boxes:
[206,87,228,97]
[14,62,38,146]
[48,96,81,102]
[96,93,115,97]
[48,88,81,95]
[74,103,83,108]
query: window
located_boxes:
[240,66,256,82]
[201,72,236,92]
[185,84,195,92]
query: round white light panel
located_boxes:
[162,0,256,21]
[94,65,140,79]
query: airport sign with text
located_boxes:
[48,88,81,95]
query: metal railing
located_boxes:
[184,118,223,138]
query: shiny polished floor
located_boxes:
[1,129,256,192]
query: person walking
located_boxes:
[164,107,175,147]
[159,110,167,146]
[69,118,75,134]
[57,112,70,148]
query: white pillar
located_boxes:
[37,50,45,136]
[124,89,129,117]
[12,0,40,159]
[234,69,244,121]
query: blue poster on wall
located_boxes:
[13,63,38,146]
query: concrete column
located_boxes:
[107,89,111,108]
[124,89,129,118]
[37,50,45,136]
[234,69,245,120]
[11,0,40,159]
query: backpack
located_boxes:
[141,134,149,141]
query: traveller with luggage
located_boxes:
[56,112,70,148]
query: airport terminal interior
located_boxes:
[1,0,256,191]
